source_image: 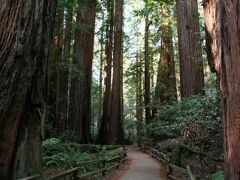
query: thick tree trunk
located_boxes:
[47,4,64,133]
[144,0,152,124]
[78,1,96,143]
[55,4,68,134]
[69,1,96,143]
[152,6,177,118]
[222,10,240,176]
[203,0,220,74]
[97,11,105,130]
[136,53,143,142]
[204,0,240,178]
[0,0,56,179]
[176,0,204,99]
[205,27,215,73]
[97,0,114,144]
[108,0,124,144]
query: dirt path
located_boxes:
[107,145,167,180]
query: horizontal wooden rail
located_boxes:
[18,175,41,180]
[140,147,198,180]
[107,155,120,162]
[78,169,100,179]
[22,147,127,180]
[46,167,80,180]
[105,163,120,173]
[77,158,102,165]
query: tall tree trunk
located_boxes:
[108,0,124,144]
[97,0,114,144]
[205,27,216,73]
[220,1,240,179]
[78,1,96,143]
[47,3,63,134]
[205,0,240,179]
[144,0,152,124]
[69,1,96,143]
[176,0,204,99]
[136,53,143,143]
[97,11,105,130]
[152,5,177,118]
[119,25,125,144]
[56,3,69,134]
[0,0,56,179]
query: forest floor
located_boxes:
[104,145,167,180]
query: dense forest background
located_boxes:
[1,0,240,179]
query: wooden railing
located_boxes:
[139,145,198,180]
[19,175,41,180]
[20,150,127,180]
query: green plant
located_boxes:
[43,138,62,149]
[211,171,224,180]
[139,87,222,146]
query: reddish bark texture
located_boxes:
[69,1,96,143]
[0,0,56,179]
[220,1,240,179]
[108,0,124,144]
[56,2,73,133]
[204,0,240,179]
[144,0,152,124]
[176,0,204,99]
[136,53,143,141]
[152,6,177,118]
[97,0,114,144]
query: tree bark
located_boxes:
[55,3,69,134]
[69,0,96,143]
[176,0,205,99]
[97,10,105,130]
[108,0,124,144]
[136,53,143,142]
[144,0,152,124]
[78,0,96,143]
[0,0,56,179]
[47,3,64,134]
[97,0,114,144]
[152,5,177,118]
[204,0,240,178]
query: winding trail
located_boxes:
[108,145,167,180]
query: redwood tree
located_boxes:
[0,0,57,179]
[56,0,74,134]
[69,0,97,143]
[47,3,64,133]
[136,53,143,142]
[108,0,124,144]
[97,0,114,144]
[203,0,219,73]
[144,0,152,124]
[204,0,240,179]
[176,0,204,99]
[152,5,177,118]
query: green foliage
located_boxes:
[139,87,222,145]
[211,171,224,180]
[43,138,62,149]
[157,87,221,128]
[43,142,123,174]
[43,147,95,170]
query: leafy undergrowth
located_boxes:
[42,139,123,178]
[139,87,224,179]
[211,171,224,180]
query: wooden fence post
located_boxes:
[102,157,106,176]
